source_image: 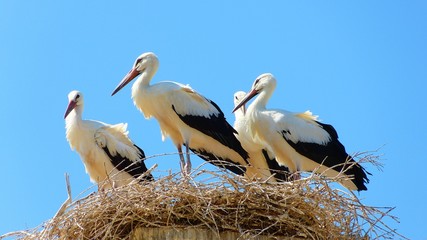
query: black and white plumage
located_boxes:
[111,52,249,176]
[233,73,369,191]
[64,90,153,190]
[233,91,290,182]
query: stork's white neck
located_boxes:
[131,65,158,99]
[132,72,149,92]
[234,105,246,121]
[250,88,273,112]
[65,106,83,127]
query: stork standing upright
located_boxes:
[233,73,369,191]
[111,52,249,176]
[64,90,153,190]
[233,91,290,182]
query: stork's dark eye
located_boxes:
[254,79,260,86]
[75,94,80,100]
[135,58,143,67]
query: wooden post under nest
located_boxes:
[130,227,298,240]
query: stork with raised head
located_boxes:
[64,90,153,190]
[233,73,370,191]
[233,91,290,182]
[111,52,249,176]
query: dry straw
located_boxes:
[3,152,403,239]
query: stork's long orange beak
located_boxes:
[232,88,259,113]
[111,67,141,96]
[64,100,77,119]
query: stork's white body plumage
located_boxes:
[65,91,153,190]
[112,52,249,175]
[233,91,289,182]
[233,73,369,191]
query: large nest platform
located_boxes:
[4,153,400,239]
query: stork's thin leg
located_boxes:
[185,143,192,175]
[177,145,186,176]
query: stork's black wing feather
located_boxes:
[100,144,154,182]
[189,147,246,175]
[280,121,369,191]
[172,98,249,173]
[261,149,291,181]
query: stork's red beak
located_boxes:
[232,88,259,113]
[111,67,141,96]
[64,100,77,119]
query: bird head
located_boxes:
[111,52,159,96]
[233,91,247,115]
[232,73,276,113]
[64,90,84,119]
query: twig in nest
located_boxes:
[52,173,72,219]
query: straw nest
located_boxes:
[4,152,401,240]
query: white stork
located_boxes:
[233,73,370,191]
[64,90,153,190]
[111,52,249,176]
[233,91,290,182]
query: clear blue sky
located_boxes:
[1,1,425,239]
